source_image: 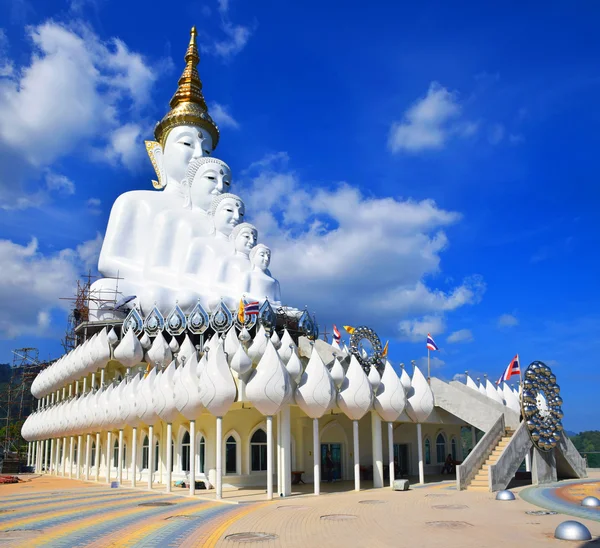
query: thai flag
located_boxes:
[496,354,520,385]
[426,333,439,351]
[244,301,260,316]
[333,324,341,343]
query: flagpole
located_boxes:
[427,348,430,384]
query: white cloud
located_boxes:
[388,82,477,153]
[447,328,474,343]
[399,316,445,342]
[100,123,144,170]
[0,235,101,338]
[498,313,518,328]
[0,21,157,208]
[202,0,254,60]
[238,156,485,337]
[0,29,14,77]
[416,355,446,371]
[45,170,75,195]
[209,102,240,129]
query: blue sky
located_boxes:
[0,0,598,431]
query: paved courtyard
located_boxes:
[0,473,598,547]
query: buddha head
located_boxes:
[230,223,258,255]
[145,28,219,196]
[250,244,271,273]
[210,193,245,237]
[183,157,231,211]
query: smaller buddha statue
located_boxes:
[242,244,282,305]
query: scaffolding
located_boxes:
[0,348,50,462]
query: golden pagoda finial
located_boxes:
[153,26,219,149]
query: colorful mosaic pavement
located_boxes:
[0,486,264,547]
[520,479,600,523]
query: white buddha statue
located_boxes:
[243,244,282,305]
[89,27,221,320]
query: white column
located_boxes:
[27,442,31,467]
[148,425,154,490]
[106,431,112,484]
[417,423,424,485]
[42,439,46,472]
[216,417,223,499]
[353,420,360,491]
[62,437,67,476]
[132,427,137,488]
[296,419,305,473]
[281,406,291,496]
[83,377,87,394]
[371,411,383,488]
[276,411,282,496]
[49,438,55,474]
[95,433,100,481]
[85,434,91,480]
[34,441,38,472]
[189,420,196,496]
[166,423,173,493]
[388,422,395,487]
[56,438,61,476]
[69,437,74,478]
[118,429,124,485]
[100,369,105,387]
[266,415,273,500]
[525,448,532,472]
[313,418,320,495]
[76,435,82,479]
[91,373,96,389]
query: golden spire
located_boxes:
[153,26,219,149]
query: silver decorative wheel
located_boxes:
[349,326,383,374]
[521,360,563,452]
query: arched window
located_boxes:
[424,438,431,465]
[91,442,96,467]
[181,432,190,472]
[250,429,267,472]
[142,436,149,470]
[199,436,206,474]
[436,433,446,464]
[225,436,237,474]
[451,437,457,461]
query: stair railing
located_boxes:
[456,414,505,491]
[489,420,531,491]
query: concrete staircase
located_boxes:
[466,428,515,491]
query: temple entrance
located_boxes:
[320,443,342,481]
[393,444,409,478]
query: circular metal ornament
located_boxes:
[554,520,592,541]
[495,490,515,501]
[349,326,383,374]
[520,360,563,452]
[581,496,600,507]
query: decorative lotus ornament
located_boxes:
[368,366,381,392]
[399,364,412,393]
[502,382,520,413]
[285,346,303,385]
[329,357,345,389]
[126,373,145,428]
[169,337,180,354]
[107,327,119,346]
[140,332,152,350]
[246,339,291,416]
[405,365,434,423]
[199,342,237,417]
[278,329,296,364]
[224,326,240,362]
[465,373,479,392]
[230,342,252,378]
[146,332,172,368]
[485,378,504,405]
[295,347,335,418]
[137,368,161,426]
[157,360,183,424]
[92,328,111,373]
[248,325,269,364]
[178,334,196,364]
[337,355,372,421]
[175,353,204,420]
[114,328,144,368]
[115,379,132,428]
[270,330,281,349]
[374,360,406,422]
[477,379,487,397]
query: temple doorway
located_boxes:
[393,444,409,478]
[320,443,342,481]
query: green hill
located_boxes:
[569,431,600,468]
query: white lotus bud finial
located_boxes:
[296,347,335,418]
[405,365,434,423]
[337,355,372,421]
[374,360,406,422]
[113,328,144,368]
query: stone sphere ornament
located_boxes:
[581,496,600,508]
[495,490,516,501]
[520,360,564,452]
[554,520,592,541]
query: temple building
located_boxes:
[21,28,586,500]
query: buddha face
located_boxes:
[213,197,244,236]
[252,246,271,271]
[163,125,213,186]
[234,227,258,255]
[190,163,232,211]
